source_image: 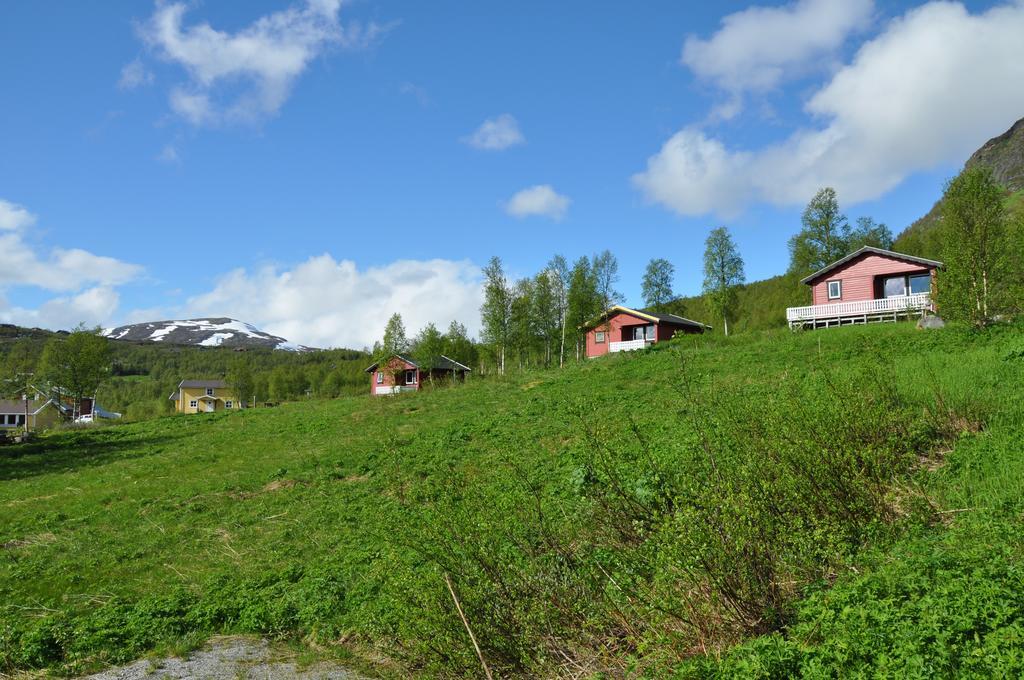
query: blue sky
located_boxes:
[1,0,1022,348]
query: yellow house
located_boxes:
[0,396,61,431]
[169,380,243,414]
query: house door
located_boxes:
[205,401,215,412]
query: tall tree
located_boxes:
[38,327,111,418]
[411,322,446,382]
[532,270,561,368]
[546,255,570,367]
[227,357,254,408]
[641,258,675,312]
[442,320,477,368]
[702,227,745,336]
[381,313,409,356]
[480,256,513,374]
[592,250,622,312]
[848,216,894,251]
[788,187,851,275]
[565,257,599,361]
[935,167,1015,326]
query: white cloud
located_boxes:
[180,255,483,349]
[0,198,142,331]
[0,199,37,231]
[0,288,121,330]
[682,0,874,95]
[118,58,154,89]
[636,1,1024,217]
[141,0,390,125]
[505,185,571,221]
[463,114,525,150]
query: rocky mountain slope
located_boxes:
[895,116,1024,257]
[101,318,311,351]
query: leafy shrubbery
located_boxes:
[2,323,1022,677]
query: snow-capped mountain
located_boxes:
[101,318,312,351]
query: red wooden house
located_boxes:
[583,305,709,358]
[365,354,471,396]
[787,246,943,329]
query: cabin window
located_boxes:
[909,274,931,295]
[376,371,383,384]
[206,388,214,396]
[595,331,606,343]
[827,280,842,300]
[405,370,417,384]
[883,275,907,298]
[16,415,24,425]
[189,400,198,408]
[225,401,233,409]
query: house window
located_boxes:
[405,370,417,385]
[189,400,198,408]
[16,415,25,425]
[225,401,233,409]
[376,371,383,384]
[909,274,931,295]
[883,276,907,298]
[595,331,606,343]
[206,388,214,396]
[827,280,842,300]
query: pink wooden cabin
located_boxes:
[365,354,471,396]
[787,246,943,329]
[584,305,709,358]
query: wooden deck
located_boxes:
[787,293,932,330]
[609,338,655,353]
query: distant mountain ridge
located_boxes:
[895,116,1024,257]
[101,318,312,352]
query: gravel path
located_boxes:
[81,637,368,680]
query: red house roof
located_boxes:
[801,246,943,285]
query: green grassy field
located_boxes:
[3,322,1024,677]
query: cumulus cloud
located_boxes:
[463,114,525,150]
[505,185,571,221]
[0,288,121,330]
[0,198,142,330]
[180,255,483,348]
[0,199,37,231]
[683,0,873,95]
[118,58,154,89]
[636,1,1024,217]
[141,0,391,125]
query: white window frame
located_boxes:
[595,331,606,343]
[225,401,233,409]
[189,400,198,408]
[206,387,214,396]
[405,369,417,385]
[827,280,842,300]
[376,371,383,384]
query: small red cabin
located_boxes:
[365,354,471,396]
[787,246,943,329]
[583,305,709,358]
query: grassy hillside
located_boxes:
[2,323,1024,677]
[675,272,808,334]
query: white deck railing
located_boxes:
[786,293,932,323]
[609,338,654,353]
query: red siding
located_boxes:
[584,311,702,358]
[809,253,937,304]
[370,357,420,396]
[585,311,651,358]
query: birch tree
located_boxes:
[480,256,513,374]
[936,167,1014,326]
[702,227,745,336]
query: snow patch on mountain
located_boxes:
[101,318,313,351]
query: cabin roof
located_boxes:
[582,305,711,331]
[177,379,228,389]
[801,246,943,285]
[0,398,57,415]
[364,354,471,373]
